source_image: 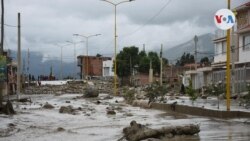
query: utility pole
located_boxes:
[17,13,21,99]
[160,44,163,86]
[130,56,132,85]
[60,46,63,80]
[0,0,4,55]
[226,0,231,111]
[194,35,198,70]
[0,0,4,106]
[102,0,135,95]
[27,48,30,86]
[149,60,153,84]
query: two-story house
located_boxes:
[211,2,250,94]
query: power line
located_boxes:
[120,0,172,39]
[0,23,17,27]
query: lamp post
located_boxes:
[66,40,84,79]
[101,0,135,95]
[55,43,69,80]
[73,34,101,79]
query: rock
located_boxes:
[18,98,32,103]
[96,100,101,104]
[59,106,74,114]
[103,95,113,100]
[43,102,54,109]
[84,87,99,98]
[107,110,116,115]
[125,113,133,117]
[3,100,15,115]
[122,121,200,141]
[65,101,71,103]
[57,127,65,132]
[8,123,16,127]
[201,95,208,99]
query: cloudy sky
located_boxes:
[3,0,249,62]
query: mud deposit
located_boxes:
[1,94,250,141]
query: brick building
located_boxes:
[77,55,111,79]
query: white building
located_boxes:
[184,67,212,90]
[102,58,114,77]
[236,2,250,65]
[210,2,250,93]
[213,30,227,66]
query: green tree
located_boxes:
[116,46,139,78]
[138,56,150,73]
[200,57,210,65]
[148,51,160,74]
[96,53,102,57]
[176,52,195,66]
[186,79,197,104]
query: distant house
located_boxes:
[77,55,112,79]
[102,58,114,77]
[184,67,212,90]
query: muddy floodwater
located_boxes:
[1,94,250,141]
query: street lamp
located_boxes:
[55,43,70,80]
[101,0,135,95]
[66,40,84,79]
[73,34,101,79]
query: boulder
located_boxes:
[2,100,15,115]
[84,87,99,98]
[107,110,116,115]
[43,102,54,109]
[57,127,65,132]
[59,106,74,114]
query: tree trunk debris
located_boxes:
[122,121,200,141]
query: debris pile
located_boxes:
[122,121,200,141]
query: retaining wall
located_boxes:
[133,100,250,118]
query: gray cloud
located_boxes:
[4,0,249,62]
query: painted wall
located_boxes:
[102,59,114,77]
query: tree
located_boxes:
[200,57,210,66]
[186,79,197,105]
[138,56,150,73]
[148,52,160,75]
[96,53,102,57]
[116,46,139,78]
[116,46,162,79]
[175,52,195,66]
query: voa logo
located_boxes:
[214,9,236,30]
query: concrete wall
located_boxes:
[132,100,250,118]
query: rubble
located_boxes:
[43,102,54,109]
[84,87,99,98]
[0,100,16,115]
[59,106,74,114]
[122,120,200,141]
[107,110,116,115]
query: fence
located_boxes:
[212,67,250,93]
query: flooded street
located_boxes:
[1,94,250,141]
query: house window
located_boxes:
[222,41,226,54]
[243,34,250,50]
[215,43,220,55]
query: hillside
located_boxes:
[164,33,214,63]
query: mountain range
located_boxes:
[163,33,214,64]
[8,33,215,79]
